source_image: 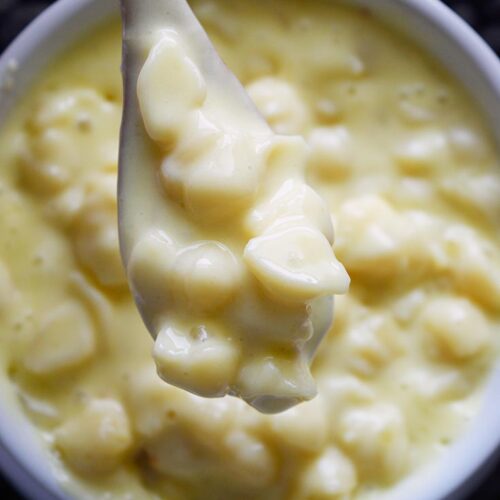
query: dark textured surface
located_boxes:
[0,0,499,499]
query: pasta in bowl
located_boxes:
[0,0,499,499]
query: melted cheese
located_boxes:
[0,1,499,499]
[121,24,349,413]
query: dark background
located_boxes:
[0,0,500,498]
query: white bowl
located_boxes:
[0,1,499,499]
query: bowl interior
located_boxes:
[0,1,499,499]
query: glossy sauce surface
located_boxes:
[0,1,499,499]
[120,2,349,413]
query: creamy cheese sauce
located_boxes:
[120,2,349,413]
[0,1,499,499]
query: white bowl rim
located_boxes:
[0,1,499,499]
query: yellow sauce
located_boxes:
[121,5,349,413]
[0,1,499,499]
